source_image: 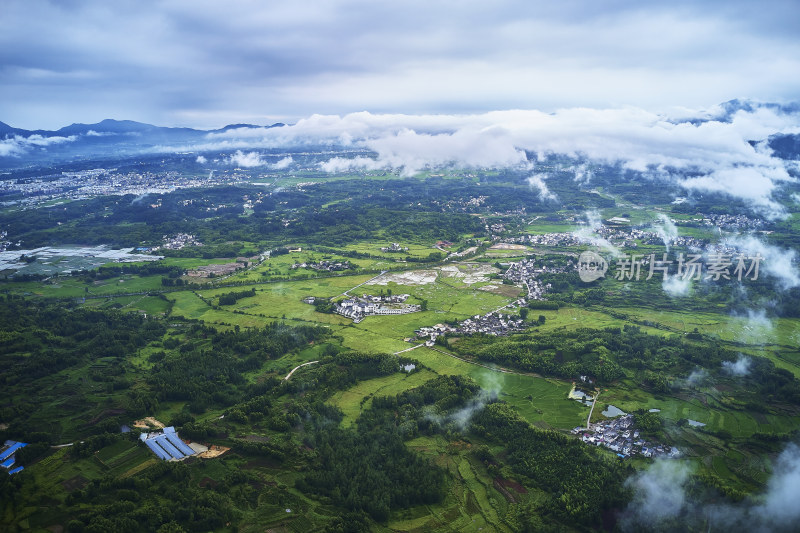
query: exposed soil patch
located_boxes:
[132,416,165,429]
[199,477,218,488]
[62,475,88,492]
[197,445,230,459]
[496,477,527,494]
[479,283,521,297]
[372,270,438,286]
[86,409,126,426]
[242,458,281,470]
[493,479,518,503]
[241,434,271,443]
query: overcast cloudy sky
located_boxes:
[1,0,799,129]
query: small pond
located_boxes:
[602,405,627,417]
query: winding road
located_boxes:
[284,360,319,380]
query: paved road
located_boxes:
[393,344,424,355]
[427,346,517,374]
[338,270,387,298]
[587,391,600,428]
[284,360,319,380]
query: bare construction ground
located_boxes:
[132,417,165,429]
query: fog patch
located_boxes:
[662,275,691,296]
[722,354,752,377]
[731,308,775,344]
[650,214,679,251]
[526,173,556,201]
[572,210,623,257]
[621,459,692,529]
[227,150,265,167]
[725,235,799,290]
[271,155,293,170]
[622,442,800,531]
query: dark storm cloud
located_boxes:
[1,0,799,128]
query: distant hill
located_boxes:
[0,119,286,139]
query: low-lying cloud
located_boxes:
[662,275,692,297]
[0,134,76,157]
[725,235,800,289]
[622,459,692,528]
[651,214,679,251]
[271,155,293,170]
[622,443,800,532]
[526,173,556,201]
[572,209,624,257]
[179,104,800,216]
[722,354,752,377]
[226,150,265,167]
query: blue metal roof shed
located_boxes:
[145,439,171,461]
[154,435,184,460]
[165,433,195,456]
[0,442,27,462]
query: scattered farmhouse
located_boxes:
[381,243,409,253]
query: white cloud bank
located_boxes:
[226,150,265,167]
[725,235,800,289]
[224,150,295,169]
[0,134,76,157]
[623,443,800,531]
[179,104,799,216]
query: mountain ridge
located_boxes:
[0,119,286,139]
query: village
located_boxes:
[501,257,568,300]
[292,259,354,272]
[302,293,422,323]
[415,311,526,344]
[572,414,677,459]
[501,224,707,251]
[156,233,203,251]
[333,293,420,322]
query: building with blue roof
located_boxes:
[0,441,27,462]
[154,435,184,460]
[140,429,198,461]
[165,433,195,456]
[145,439,172,461]
[8,466,24,475]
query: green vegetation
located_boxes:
[2,168,799,531]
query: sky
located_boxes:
[2,0,799,129]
